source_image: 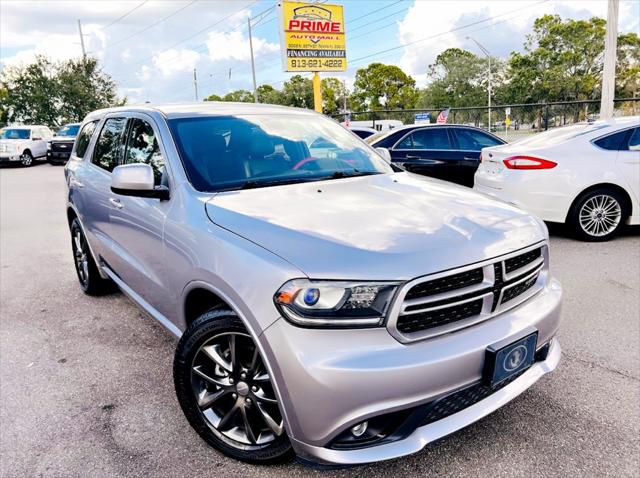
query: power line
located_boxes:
[103,1,149,29]
[347,0,405,28]
[109,0,199,48]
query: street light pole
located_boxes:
[467,37,492,131]
[600,0,619,119]
[248,17,258,103]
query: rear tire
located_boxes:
[174,310,293,464]
[568,188,627,242]
[70,218,116,295]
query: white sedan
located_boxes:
[474,116,639,241]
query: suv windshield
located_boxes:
[168,114,392,192]
[57,124,80,137]
[0,128,30,140]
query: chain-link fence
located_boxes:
[336,98,640,140]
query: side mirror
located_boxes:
[111,164,169,200]
[32,136,42,141]
[376,147,392,164]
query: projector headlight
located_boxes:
[274,279,399,328]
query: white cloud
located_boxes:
[206,30,279,62]
[395,0,640,84]
[152,48,201,77]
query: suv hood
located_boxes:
[205,173,546,280]
[51,136,75,142]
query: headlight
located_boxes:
[274,279,399,328]
[47,141,52,151]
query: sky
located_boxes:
[1,0,639,104]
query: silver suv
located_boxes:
[64,103,562,466]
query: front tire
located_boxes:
[70,218,115,295]
[20,151,33,167]
[174,310,293,464]
[568,188,627,242]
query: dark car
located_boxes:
[370,124,506,187]
[47,123,80,165]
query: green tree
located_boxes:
[1,55,121,127]
[352,63,418,111]
[504,15,607,103]
[222,89,255,102]
[616,32,640,97]
[0,86,9,126]
[56,57,120,124]
[203,93,223,101]
[321,77,348,115]
[418,48,498,109]
[282,75,313,109]
[256,84,284,105]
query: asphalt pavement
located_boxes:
[1,163,639,477]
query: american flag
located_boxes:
[436,108,450,124]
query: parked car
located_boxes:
[348,125,377,140]
[48,122,80,165]
[474,116,640,241]
[370,124,506,187]
[0,125,53,166]
[65,103,561,466]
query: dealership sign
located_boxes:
[278,1,347,72]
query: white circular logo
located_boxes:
[503,345,528,371]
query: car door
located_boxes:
[389,127,463,184]
[451,127,506,187]
[107,114,175,317]
[616,127,640,205]
[75,116,128,265]
[30,128,46,158]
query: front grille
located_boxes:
[397,299,483,333]
[51,142,73,153]
[393,246,544,338]
[405,268,483,300]
[504,248,541,274]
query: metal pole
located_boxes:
[193,68,198,101]
[600,0,619,119]
[488,54,492,132]
[312,72,322,113]
[77,19,86,60]
[248,17,258,103]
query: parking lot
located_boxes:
[1,163,638,477]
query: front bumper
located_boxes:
[0,154,20,162]
[260,277,562,465]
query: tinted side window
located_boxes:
[455,129,502,150]
[92,118,127,172]
[626,128,640,151]
[124,119,165,185]
[75,121,98,158]
[397,128,451,150]
[593,130,629,151]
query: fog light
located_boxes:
[350,421,368,437]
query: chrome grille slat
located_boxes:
[388,244,547,342]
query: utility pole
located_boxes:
[600,0,619,120]
[193,68,198,102]
[77,19,87,60]
[248,17,258,103]
[467,36,492,131]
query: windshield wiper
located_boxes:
[323,170,381,180]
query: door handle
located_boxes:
[69,176,84,188]
[463,156,479,161]
[405,155,422,160]
[109,198,123,209]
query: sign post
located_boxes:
[278,1,347,113]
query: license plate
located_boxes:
[483,330,537,388]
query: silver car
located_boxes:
[64,103,562,466]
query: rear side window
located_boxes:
[593,130,630,151]
[397,128,451,150]
[455,129,503,150]
[123,119,165,185]
[74,121,98,158]
[626,128,640,151]
[92,118,127,172]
